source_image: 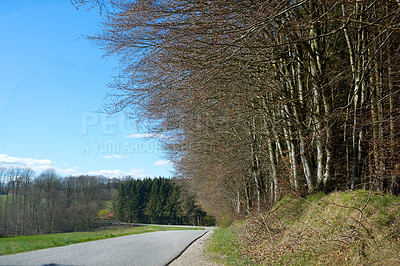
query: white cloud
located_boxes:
[0,154,146,178]
[125,133,167,139]
[87,168,146,178]
[125,133,153,138]
[0,154,84,177]
[57,167,82,177]
[102,155,124,159]
[153,160,173,167]
[0,154,55,173]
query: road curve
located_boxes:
[0,229,208,266]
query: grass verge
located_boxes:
[206,223,252,265]
[0,225,203,256]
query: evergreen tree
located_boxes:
[115,177,214,225]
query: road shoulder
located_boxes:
[169,230,221,266]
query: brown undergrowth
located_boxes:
[237,190,400,265]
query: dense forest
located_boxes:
[116,178,215,225]
[73,0,400,222]
[0,166,212,236]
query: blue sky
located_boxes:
[0,0,173,178]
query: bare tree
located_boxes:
[74,0,400,220]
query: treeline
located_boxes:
[0,166,119,236]
[116,178,215,226]
[0,166,214,236]
[75,1,400,221]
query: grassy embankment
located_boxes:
[207,190,400,265]
[0,225,203,256]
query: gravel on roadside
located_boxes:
[169,230,222,266]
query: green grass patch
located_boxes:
[207,225,252,265]
[0,195,7,203]
[0,225,203,256]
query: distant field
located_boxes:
[0,225,203,256]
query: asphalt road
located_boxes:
[0,229,208,266]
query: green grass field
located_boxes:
[0,225,203,256]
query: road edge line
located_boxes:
[165,230,209,266]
